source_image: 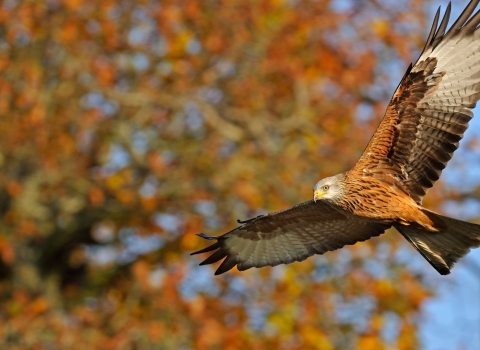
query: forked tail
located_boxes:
[395,211,480,275]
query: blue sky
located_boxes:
[419,1,480,349]
[421,112,480,350]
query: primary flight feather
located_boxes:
[192,0,480,276]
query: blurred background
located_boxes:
[1,0,480,349]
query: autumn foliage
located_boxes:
[0,0,452,349]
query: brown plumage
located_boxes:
[192,0,480,275]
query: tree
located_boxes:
[0,0,467,348]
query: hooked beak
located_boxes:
[313,190,325,202]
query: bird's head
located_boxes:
[313,174,345,203]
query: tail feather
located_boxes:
[395,213,480,275]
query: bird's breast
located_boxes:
[338,176,421,224]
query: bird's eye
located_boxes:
[322,185,329,191]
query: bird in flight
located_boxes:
[192,0,480,275]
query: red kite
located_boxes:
[192,0,480,275]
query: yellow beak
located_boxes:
[313,190,325,202]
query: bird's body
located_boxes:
[334,172,435,231]
[192,0,480,276]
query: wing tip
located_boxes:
[190,233,221,256]
[196,233,218,240]
[198,248,227,265]
[423,0,480,55]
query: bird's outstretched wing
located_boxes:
[191,201,390,275]
[355,0,480,203]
